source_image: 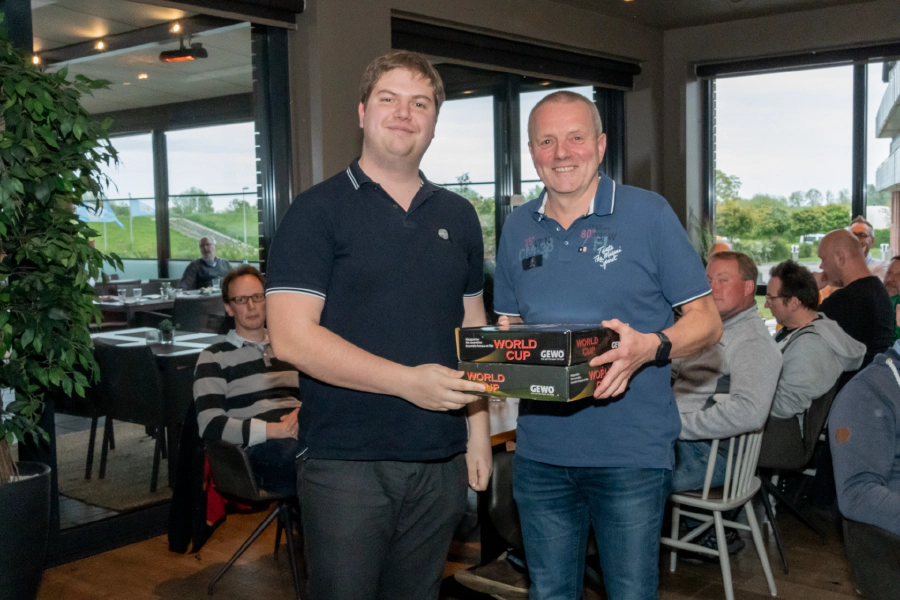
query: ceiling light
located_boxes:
[95,40,105,50]
[462,90,473,95]
[171,22,181,33]
[32,55,41,65]
[123,82,131,86]
[138,73,148,80]
[541,81,551,86]
[159,37,208,63]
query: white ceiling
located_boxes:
[550,0,880,30]
[31,0,253,114]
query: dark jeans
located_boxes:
[298,454,468,600]
[245,438,300,496]
[672,439,727,493]
[513,454,671,600]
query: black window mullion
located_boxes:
[493,76,520,245]
[595,87,625,184]
[852,63,867,219]
[152,129,171,278]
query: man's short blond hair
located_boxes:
[359,50,445,114]
[709,251,758,283]
[527,91,603,143]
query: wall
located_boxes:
[288,0,664,195]
[662,0,900,225]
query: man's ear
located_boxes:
[224,302,234,317]
[358,102,366,129]
[743,279,756,297]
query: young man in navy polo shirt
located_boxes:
[264,51,491,600]
[494,91,722,600]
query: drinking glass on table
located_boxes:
[117,288,127,303]
[211,277,222,290]
[133,287,142,302]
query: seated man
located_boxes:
[885,256,900,341]
[818,229,894,368]
[178,237,232,290]
[764,260,865,422]
[829,303,900,597]
[193,265,301,495]
[672,251,782,493]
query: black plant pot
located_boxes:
[0,461,51,600]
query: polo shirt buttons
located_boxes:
[556,227,561,231]
[564,241,569,245]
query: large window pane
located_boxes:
[420,95,496,262]
[166,123,258,262]
[869,62,896,261]
[714,67,853,278]
[519,85,594,201]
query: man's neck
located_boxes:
[235,326,265,343]
[358,151,422,211]
[544,176,600,230]
[839,262,873,287]
[784,308,818,331]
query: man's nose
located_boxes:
[394,101,411,119]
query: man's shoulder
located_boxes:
[292,169,356,207]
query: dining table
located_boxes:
[90,327,225,486]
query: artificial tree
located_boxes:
[0,17,120,481]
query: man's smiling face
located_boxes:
[528,99,606,202]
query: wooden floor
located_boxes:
[39,503,862,600]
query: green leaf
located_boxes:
[20,328,34,348]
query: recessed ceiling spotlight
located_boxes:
[171,22,181,33]
[95,40,105,51]
[32,55,41,65]
[462,90,473,95]
[138,73,148,80]
[123,82,131,86]
[541,81,551,86]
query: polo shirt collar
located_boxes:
[226,328,269,353]
[532,169,616,222]
[345,158,436,194]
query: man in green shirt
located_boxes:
[885,256,900,341]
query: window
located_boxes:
[869,61,895,263]
[166,123,259,262]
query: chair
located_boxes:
[94,343,168,493]
[204,440,302,599]
[172,295,225,333]
[660,431,777,600]
[756,384,839,572]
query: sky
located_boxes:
[99,69,894,209]
[715,63,892,201]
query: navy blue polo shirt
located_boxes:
[266,160,484,461]
[494,173,710,469]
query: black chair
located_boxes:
[94,343,168,493]
[204,440,302,599]
[842,518,900,600]
[172,296,225,333]
[757,383,839,573]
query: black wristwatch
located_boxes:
[654,331,672,362]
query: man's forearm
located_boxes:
[466,397,490,440]
[665,295,722,359]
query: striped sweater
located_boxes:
[194,329,301,447]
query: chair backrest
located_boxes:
[172,296,225,333]
[701,430,763,502]
[94,342,164,425]
[758,383,838,471]
[204,440,264,501]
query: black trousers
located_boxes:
[298,454,468,600]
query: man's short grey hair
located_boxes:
[527,91,603,143]
[850,215,873,232]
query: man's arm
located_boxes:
[591,294,723,399]
[195,351,271,446]
[770,335,846,419]
[267,293,486,411]
[830,378,900,536]
[177,260,199,290]
[462,295,492,491]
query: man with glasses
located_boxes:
[850,217,888,281]
[178,237,233,290]
[193,265,302,495]
[764,260,864,422]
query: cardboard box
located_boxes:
[459,361,610,402]
[456,324,618,365]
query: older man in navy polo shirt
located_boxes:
[264,51,491,600]
[494,91,722,600]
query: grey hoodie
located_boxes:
[771,314,866,419]
[673,305,783,441]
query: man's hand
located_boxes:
[813,270,828,290]
[496,315,523,329]
[266,408,300,440]
[465,430,492,491]
[399,364,487,412]
[590,319,658,399]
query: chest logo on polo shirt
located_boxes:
[519,235,554,264]
[438,228,449,240]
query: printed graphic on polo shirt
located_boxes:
[518,235,554,267]
[587,230,621,270]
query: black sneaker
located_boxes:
[678,528,745,563]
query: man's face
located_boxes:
[817,241,842,288]
[885,259,900,296]
[764,276,792,327]
[707,258,754,320]
[224,275,266,334]
[849,222,874,255]
[199,238,216,261]
[358,68,437,165]
[528,100,606,201]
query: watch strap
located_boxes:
[654,331,672,362]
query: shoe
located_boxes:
[678,528,745,563]
[454,552,530,599]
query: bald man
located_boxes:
[818,229,894,368]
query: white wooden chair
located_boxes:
[660,431,777,600]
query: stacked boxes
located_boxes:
[456,324,619,402]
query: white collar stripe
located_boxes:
[346,168,360,190]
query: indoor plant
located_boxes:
[0,15,120,599]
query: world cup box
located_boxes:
[456,324,618,365]
[458,361,611,402]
